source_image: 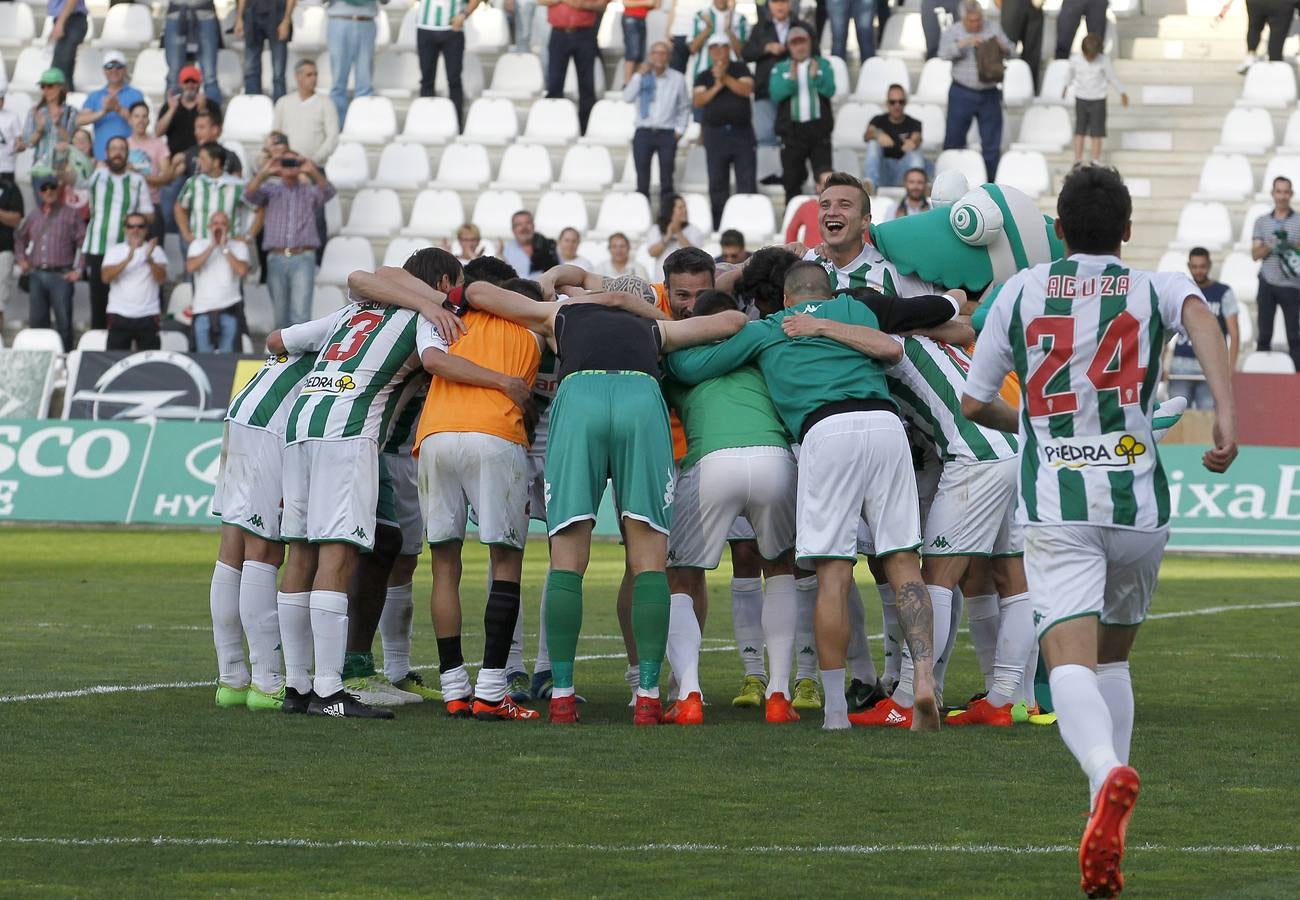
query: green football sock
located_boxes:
[544,569,583,690]
[632,571,670,691]
[342,650,375,680]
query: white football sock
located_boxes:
[475,666,508,703]
[534,585,552,673]
[988,591,1033,707]
[879,583,902,686]
[794,575,820,680]
[277,591,313,694]
[926,585,954,695]
[1096,661,1134,764]
[379,582,414,682]
[894,649,916,708]
[440,663,472,700]
[309,590,349,698]
[966,593,1000,690]
[820,667,849,730]
[210,561,248,688]
[1050,664,1121,807]
[760,574,796,698]
[731,577,766,678]
[239,561,283,694]
[1022,635,1041,706]
[845,580,878,685]
[667,593,702,698]
[506,593,526,675]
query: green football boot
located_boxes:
[215,683,249,708]
[246,684,285,711]
[731,674,767,708]
[791,677,823,712]
[392,671,444,702]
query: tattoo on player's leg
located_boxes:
[896,581,933,664]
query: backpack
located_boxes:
[975,38,1006,83]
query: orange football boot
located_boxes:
[1080,765,1141,899]
[764,692,800,723]
[946,696,1015,727]
[445,697,472,718]
[472,696,541,721]
[847,696,913,728]
[548,694,580,724]
[663,692,705,725]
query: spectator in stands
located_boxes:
[78,52,145,162]
[46,1,90,92]
[156,66,210,164]
[1232,0,1297,69]
[1053,0,1107,60]
[689,0,750,86]
[744,0,814,150]
[825,0,874,63]
[0,176,23,334]
[544,0,607,134]
[176,143,247,250]
[595,232,650,278]
[1165,246,1239,407]
[63,129,95,216]
[647,193,705,278]
[101,212,169,351]
[127,103,172,218]
[415,0,480,130]
[784,168,831,244]
[0,87,22,185]
[273,59,340,178]
[922,0,961,59]
[236,0,294,100]
[1252,176,1300,371]
[864,83,925,190]
[1065,34,1126,166]
[625,41,692,211]
[557,227,592,269]
[81,136,155,331]
[187,210,252,352]
[694,33,757,230]
[893,166,931,217]
[998,0,1043,91]
[502,209,559,277]
[940,0,1011,182]
[14,174,84,351]
[455,223,485,264]
[506,0,537,53]
[668,0,708,72]
[326,0,382,125]
[22,69,81,177]
[245,147,335,327]
[621,0,658,84]
[716,228,749,263]
[165,0,224,104]
[771,26,834,203]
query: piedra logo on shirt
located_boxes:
[1043,433,1148,470]
[302,373,358,395]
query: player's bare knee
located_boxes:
[761,548,795,577]
[488,544,525,582]
[728,539,762,578]
[243,534,284,568]
[990,556,1028,597]
[389,554,419,586]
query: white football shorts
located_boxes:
[211,421,285,541]
[418,432,529,549]
[281,436,379,550]
[923,456,1022,557]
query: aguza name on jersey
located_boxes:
[1046,274,1133,298]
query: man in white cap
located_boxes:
[78,50,145,162]
[692,31,757,230]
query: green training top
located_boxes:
[664,365,791,471]
[664,296,895,440]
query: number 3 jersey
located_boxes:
[967,254,1205,530]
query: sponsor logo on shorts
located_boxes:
[662,467,676,510]
[248,514,265,529]
[301,374,358,396]
[930,536,951,549]
[1033,611,1044,626]
[1042,433,1148,470]
[352,525,368,541]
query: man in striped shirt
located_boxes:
[769,27,834,203]
[962,165,1237,897]
[176,142,247,248]
[81,135,154,330]
[414,0,480,128]
[688,0,749,83]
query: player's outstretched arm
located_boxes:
[347,266,468,342]
[1182,296,1239,473]
[852,288,966,334]
[421,347,534,412]
[266,329,286,354]
[540,263,603,299]
[658,309,748,352]
[780,315,903,364]
[464,281,558,337]
[902,315,976,346]
[573,291,670,320]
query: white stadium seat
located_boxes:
[96,2,154,49]
[913,58,952,105]
[402,97,461,145]
[372,142,431,190]
[554,145,615,192]
[909,102,946,151]
[935,149,987,188]
[317,239,374,286]
[76,330,108,351]
[597,3,626,52]
[1241,351,1296,373]
[1259,155,1300,200]
[472,189,526,240]
[491,143,554,191]
[341,188,403,238]
[581,100,637,147]
[243,286,275,337]
[37,10,97,47]
[484,52,546,100]
[312,285,349,318]
[994,150,1050,198]
[1219,251,1261,305]
[159,331,189,353]
[1281,111,1300,153]
[1173,202,1232,250]
[382,237,433,268]
[373,51,422,99]
[131,48,168,97]
[1014,105,1072,153]
[222,94,275,144]
[402,189,466,239]
[1036,59,1072,105]
[373,8,393,48]
[592,192,653,239]
[460,97,519,145]
[535,190,590,236]
[1192,153,1255,201]
[217,50,245,99]
[166,283,194,325]
[522,98,582,145]
[325,141,371,190]
[718,194,775,241]
[1156,250,1186,273]
[465,6,510,51]
[73,47,104,93]
[684,193,712,230]
[563,58,606,101]
[1216,107,1276,156]
[1238,61,1296,109]
[1002,59,1035,107]
[396,7,419,50]
[878,12,927,59]
[826,55,851,103]
[12,329,64,353]
[432,142,492,189]
[9,47,51,94]
[291,5,328,53]
[832,102,881,149]
[340,96,398,144]
[0,3,37,48]
[854,56,911,104]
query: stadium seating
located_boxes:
[382,237,433,268]
[341,188,403,238]
[878,12,927,59]
[490,143,555,191]
[994,150,1051,198]
[1259,155,1300,199]
[1173,202,1232,250]
[96,2,154,49]
[1238,61,1296,109]
[472,189,526,239]
[402,189,466,239]
[913,58,952,105]
[1192,154,1254,201]
[718,195,775,241]
[554,145,615,193]
[1219,251,1261,305]
[535,190,590,236]
[76,330,108,351]
[318,237,376,285]
[854,56,911,104]
[592,192,653,239]
[832,102,881,149]
[1215,107,1276,156]
[243,286,276,336]
[934,149,987,188]
[37,10,98,46]
[1235,202,1271,250]
[522,98,582,146]
[1241,351,1296,373]
[581,100,636,147]
[167,283,194,326]
[73,47,105,93]
[432,142,492,190]
[290,5,328,53]
[826,55,851,102]
[160,330,189,353]
[340,96,398,144]
[0,3,36,48]
[131,48,168,97]
[401,97,461,145]
[373,51,422,99]
[484,52,546,100]
[1155,250,1185,274]
[13,329,64,353]
[372,142,432,190]
[465,6,510,52]
[562,58,607,101]
[222,94,275,144]
[311,285,348,318]
[684,193,712,229]
[909,102,946,151]
[1002,60,1035,107]
[324,141,371,191]
[1013,105,1071,153]
[460,97,519,145]
[1036,60,1072,105]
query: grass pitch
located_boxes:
[2,528,1298,898]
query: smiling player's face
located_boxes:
[818,185,868,252]
[666,270,713,318]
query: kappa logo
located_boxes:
[352,526,368,541]
[742,646,759,655]
[1043,433,1150,470]
[799,646,815,656]
[248,514,265,529]
[930,536,951,549]
[1033,611,1044,626]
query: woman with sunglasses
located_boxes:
[21,68,80,177]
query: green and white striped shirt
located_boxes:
[227,350,321,437]
[690,9,749,80]
[967,255,1200,529]
[382,375,430,455]
[769,57,835,124]
[414,0,468,29]
[178,173,246,240]
[887,336,1018,463]
[81,169,153,256]
[804,245,938,298]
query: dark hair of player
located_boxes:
[501,277,544,302]
[1188,246,1210,262]
[739,247,800,318]
[1056,165,1131,255]
[783,260,834,299]
[692,289,740,317]
[463,255,517,287]
[821,171,871,219]
[403,247,464,290]
[719,229,745,248]
[662,246,716,284]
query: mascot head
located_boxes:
[869,176,1064,291]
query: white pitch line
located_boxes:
[4,600,1297,706]
[0,836,1296,856]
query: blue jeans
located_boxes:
[753,98,778,148]
[826,0,875,60]
[944,82,1003,182]
[52,12,88,91]
[28,269,75,352]
[328,16,377,126]
[922,0,961,58]
[513,0,536,51]
[194,309,240,352]
[864,143,927,188]
[622,16,647,62]
[243,4,289,99]
[165,14,222,103]
[266,250,316,328]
